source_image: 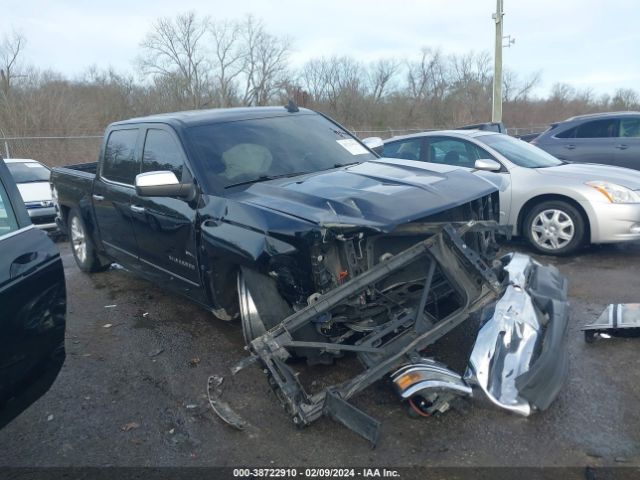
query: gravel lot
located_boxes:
[1,240,639,469]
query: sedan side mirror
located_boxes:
[474,159,502,172]
[135,171,193,198]
[362,137,384,155]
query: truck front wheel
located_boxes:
[68,209,110,273]
[237,267,335,365]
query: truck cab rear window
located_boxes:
[102,129,139,185]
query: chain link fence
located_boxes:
[1,125,549,168]
[1,135,103,168]
[352,126,547,140]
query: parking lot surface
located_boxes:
[1,241,639,468]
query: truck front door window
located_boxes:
[142,129,186,181]
[133,128,200,289]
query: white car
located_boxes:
[3,158,58,232]
[373,131,640,255]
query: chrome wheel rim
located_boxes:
[70,216,87,263]
[530,209,575,250]
[237,271,266,345]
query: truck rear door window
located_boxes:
[0,179,19,235]
[142,129,185,181]
[102,129,139,185]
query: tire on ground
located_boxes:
[68,208,111,272]
[523,200,585,255]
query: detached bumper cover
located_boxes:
[465,253,570,416]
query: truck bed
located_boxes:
[54,162,98,177]
[50,162,97,233]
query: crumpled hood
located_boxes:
[536,163,640,190]
[16,182,52,203]
[228,159,497,231]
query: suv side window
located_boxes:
[142,129,186,181]
[102,129,140,185]
[620,118,640,138]
[0,178,19,236]
[426,137,483,168]
[382,139,422,160]
[558,119,619,139]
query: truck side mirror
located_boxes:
[474,159,502,172]
[135,171,192,198]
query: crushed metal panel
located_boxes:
[582,304,640,342]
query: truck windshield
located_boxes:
[5,162,51,183]
[186,114,376,190]
[479,134,563,168]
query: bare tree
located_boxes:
[0,31,26,96]
[503,69,541,102]
[300,56,365,113]
[368,59,399,102]
[299,58,330,103]
[209,19,245,107]
[611,88,640,110]
[239,15,291,106]
[406,47,448,103]
[548,83,576,103]
[139,12,211,109]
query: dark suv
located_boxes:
[533,111,640,170]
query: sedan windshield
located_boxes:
[186,113,376,190]
[479,134,563,168]
[6,162,51,183]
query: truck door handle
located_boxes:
[130,205,146,213]
[10,251,42,279]
[93,194,105,201]
[615,144,629,150]
[565,144,576,150]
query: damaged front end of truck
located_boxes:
[227,217,569,444]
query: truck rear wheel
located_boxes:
[68,209,110,273]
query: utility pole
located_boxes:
[492,0,504,123]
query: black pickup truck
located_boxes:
[51,106,569,442]
[0,157,66,429]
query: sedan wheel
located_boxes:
[530,209,575,251]
[524,200,585,255]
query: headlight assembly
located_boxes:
[586,181,640,204]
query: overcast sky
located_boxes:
[2,0,639,96]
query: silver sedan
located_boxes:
[375,130,640,255]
